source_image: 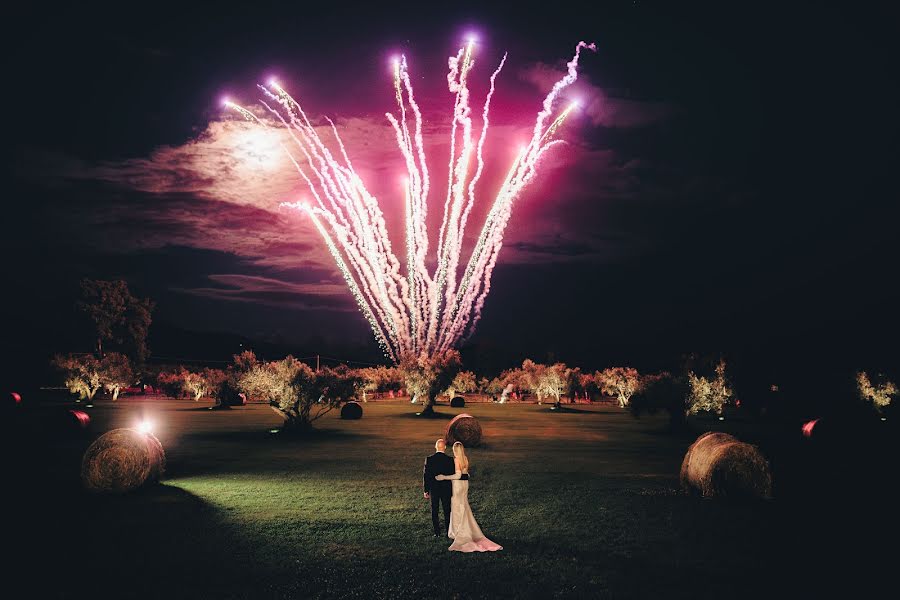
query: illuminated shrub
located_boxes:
[680,431,772,498]
[686,359,733,416]
[856,371,897,415]
[81,428,165,493]
[446,413,482,447]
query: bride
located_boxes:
[435,442,503,552]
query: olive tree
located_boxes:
[595,367,643,408]
[399,350,462,414]
[445,370,476,399]
[53,354,103,402]
[537,363,568,406]
[356,365,403,402]
[240,357,363,430]
[519,359,548,403]
[99,352,133,401]
[686,359,733,415]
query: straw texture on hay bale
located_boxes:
[144,432,166,482]
[450,397,465,408]
[680,431,772,498]
[446,413,482,447]
[341,401,363,420]
[81,428,166,493]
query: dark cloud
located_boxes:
[173,274,355,311]
[520,63,672,129]
[507,238,595,258]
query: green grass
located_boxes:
[9,398,867,598]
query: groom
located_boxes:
[423,438,455,537]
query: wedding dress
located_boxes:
[437,467,502,553]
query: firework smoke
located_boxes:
[227,40,595,362]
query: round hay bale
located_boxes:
[143,432,166,482]
[450,396,465,408]
[680,431,772,498]
[446,413,482,447]
[341,401,363,420]
[81,428,166,493]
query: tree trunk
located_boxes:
[112,387,120,401]
[269,405,289,422]
[420,393,436,414]
[270,405,314,432]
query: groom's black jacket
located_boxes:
[423,452,455,496]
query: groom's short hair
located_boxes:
[435,438,445,450]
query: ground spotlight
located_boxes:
[801,419,818,438]
[137,420,154,435]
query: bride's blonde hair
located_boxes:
[452,442,469,472]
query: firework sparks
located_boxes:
[228,39,595,362]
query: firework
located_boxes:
[228,39,595,362]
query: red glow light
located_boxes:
[11,392,21,404]
[801,419,818,438]
[70,410,91,428]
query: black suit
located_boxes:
[423,451,455,535]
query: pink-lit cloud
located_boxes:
[58,110,638,264]
[38,61,659,309]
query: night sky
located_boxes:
[6,1,899,378]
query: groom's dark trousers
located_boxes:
[424,451,455,535]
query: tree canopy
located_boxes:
[78,279,155,364]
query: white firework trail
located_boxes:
[227,40,595,362]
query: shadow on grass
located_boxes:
[181,426,371,444]
[11,481,255,598]
[530,404,630,415]
[393,410,457,420]
[639,426,696,440]
[540,405,606,414]
[392,410,500,423]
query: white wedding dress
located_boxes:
[437,465,503,553]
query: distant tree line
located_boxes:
[51,280,896,428]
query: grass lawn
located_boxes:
[8,397,888,598]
